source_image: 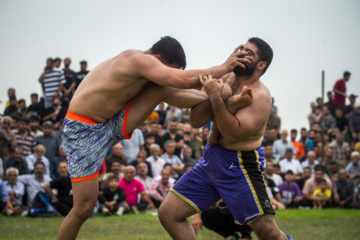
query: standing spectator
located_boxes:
[104,143,127,171]
[320,106,337,135]
[25,144,50,178]
[0,179,16,216]
[99,175,126,216]
[149,168,173,208]
[121,128,145,163]
[0,116,17,159]
[75,60,89,90]
[4,167,25,210]
[29,115,43,137]
[17,99,27,119]
[302,166,332,207]
[26,93,43,117]
[329,133,349,168]
[181,147,196,167]
[149,121,165,149]
[334,108,349,140]
[42,97,67,128]
[278,170,303,208]
[299,128,313,158]
[200,126,210,147]
[129,151,152,178]
[308,102,317,128]
[54,57,62,69]
[348,102,360,143]
[4,88,17,108]
[155,102,167,126]
[333,71,351,110]
[38,58,66,108]
[273,130,295,160]
[333,168,354,208]
[290,129,305,160]
[161,140,184,179]
[18,162,51,207]
[146,143,165,178]
[263,144,279,165]
[36,121,61,179]
[312,179,332,209]
[301,151,320,174]
[345,94,357,116]
[279,148,303,179]
[144,133,155,157]
[163,119,184,157]
[118,166,154,213]
[135,162,153,195]
[13,117,36,157]
[266,108,281,133]
[164,106,182,128]
[4,96,18,116]
[43,161,73,216]
[61,57,77,102]
[264,161,283,186]
[3,147,29,176]
[346,151,360,185]
[324,91,334,114]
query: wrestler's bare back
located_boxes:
[208,73,272,151]
[69,50,158,122]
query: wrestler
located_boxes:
[58,36,251,240]
[158,37,291,240]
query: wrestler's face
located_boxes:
[233,42,260,76]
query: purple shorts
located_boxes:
[172,143,275,225]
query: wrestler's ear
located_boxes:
[257,61,267,71]
[153,54,162,61]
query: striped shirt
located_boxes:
[42,69,66,100]
[149,178,173,201]
[12,129,36,157]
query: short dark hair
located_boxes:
[30,93,38,98]
[34,161,45,168]
[54,57,62,62]
[30,115,40,122]
[290,129,297,133]
[314,165,323,172]
[151,36,186,70]
[18,99,25,104]
[285,170,294,175]
[319,178,327,184]
[20,117,30,124]
[247,37,273,75]
[80,60,87,65]
[163,163,172,169]
[343,71,351,77]
[108,175,119,182]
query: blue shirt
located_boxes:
[0,179,10,201]
[4,180,25,205]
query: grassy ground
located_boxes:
[0,209,360,240]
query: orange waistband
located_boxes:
[71,171,99,182]
[66,110,99,124]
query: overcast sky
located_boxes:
[1,0,359,132]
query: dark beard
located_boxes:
[233,61,257,76]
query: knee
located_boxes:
[158,203,170,223]
[73,199,97,221]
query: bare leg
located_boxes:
[57,178,99,240]
[250,214,288,240]
[158,192,198,240]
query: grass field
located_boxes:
[1,209,360,240]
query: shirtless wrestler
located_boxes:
[158,37,291,240]
[57,36,252,240]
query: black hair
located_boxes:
[163,163,173,168]
[80,60,87,65]
[290,129,297,133]
[319,178,327,184]
[343,71,351,77]
[20,117,31,124]
[30,93,38,98]
[34,161,45,168]
[151,36,186,70]
[30,115,40,122]
[54,57,62,61]
[285,170,294,175]
[247,37,273,75]
[18,99,25,104]
[108,175,119,182]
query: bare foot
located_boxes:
[221,83,232,100]
[227,86,252,114]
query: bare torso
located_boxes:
[69,50,150,122]
[208,73,271,151]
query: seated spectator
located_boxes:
[0,179,16,216]
[29,115,43,137]
[18,162,51,207]
[3,147,29,176]
[264,161,283,186]
[135,162,153,195]
[36,121,61,179]
[149,121,164,150]
[298,128,314,158]
[118,166,154,213]
[101,160,124,190]
[312,179,332,209]
[296,166,312,191]
[4,96,18,117]
[41,97,67,128]
[317,133,330,160]
[187,127,203,162]
[302,166,332,208]
[265,178,285,210]
[353,181,360,209]
[17,99,27,119]
[346,151,360,185]
[334,107,349,139]
[146,143,165,178]
[329,132,349,168]
[161,140,184,179]
[163,119,184,157]
[155,102,167,126]
[154,163,176,185]
[121,128,145,163]
[0,116,17,159]
[181,147,197,167]
[266,108,281,133]
[324,160,338,181]
[129,151,153,178]
[25,144,50,178]
[263,144,279,165]
[13,117,36,158]
[149,168,173,208]
[279,148,303,179]
[53,145,67,177]
[333,168,354,209]
[278,170,303,208]
[301,151,320,174]
[348,102,360,143]
[43,161,72,216]
[273,130,295,161]
[26,93,44,118]
[290,129,305,161]
[104,143,127,171]
[144,133,156,157]
[4,168,24,213]
[99,175,126,216]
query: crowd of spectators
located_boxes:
[0,59,360,219]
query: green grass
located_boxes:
[0,209,360,240]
